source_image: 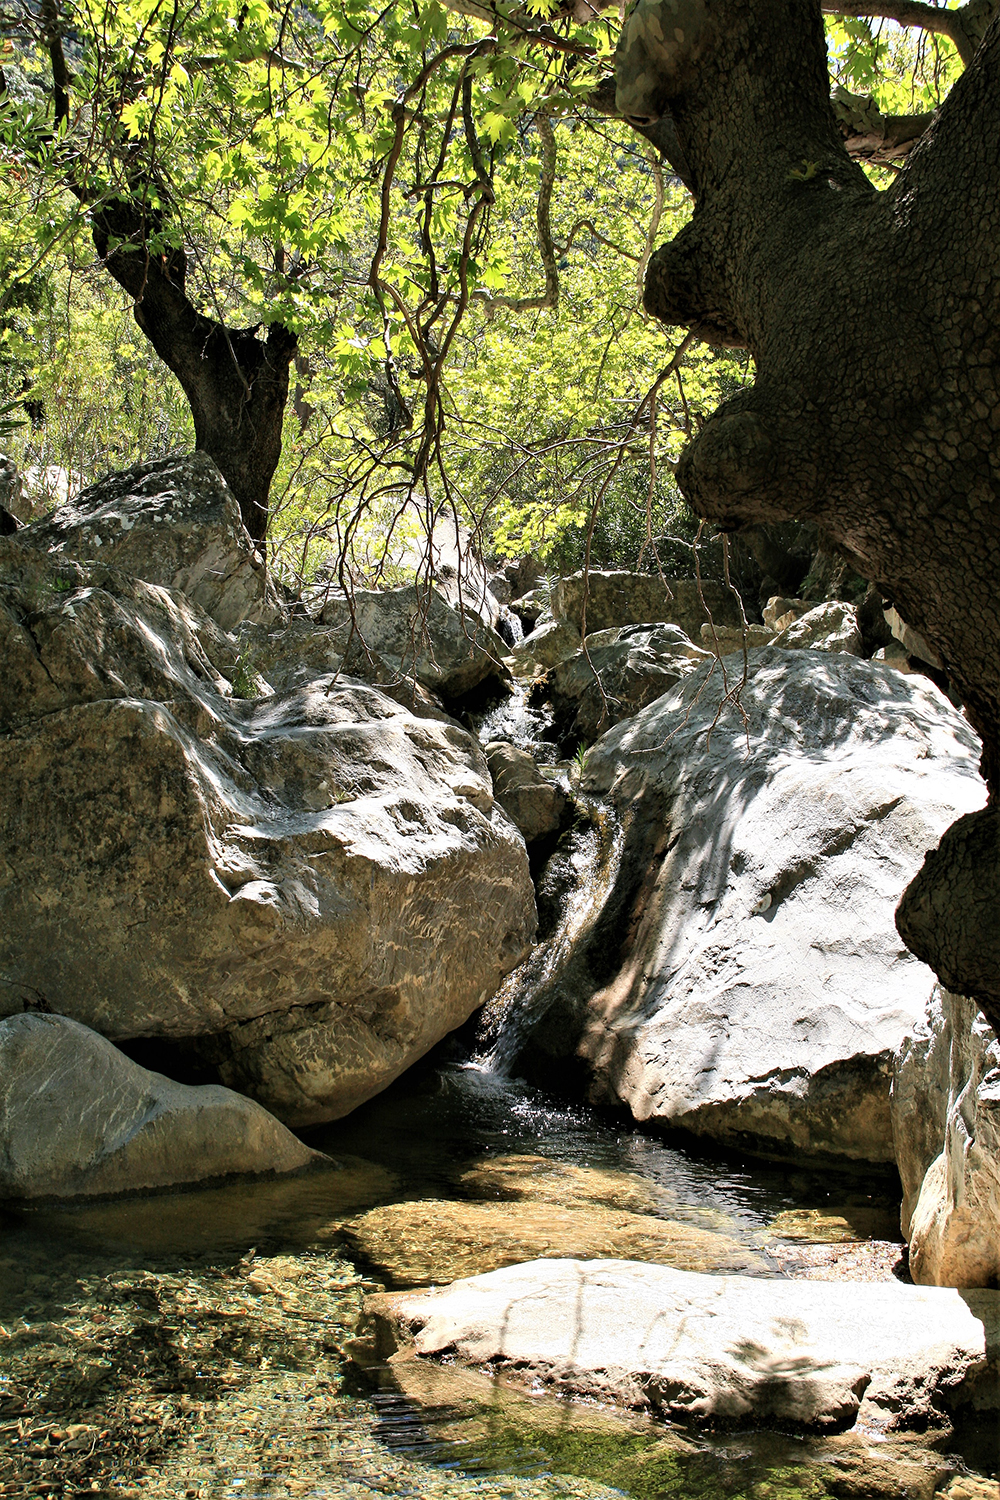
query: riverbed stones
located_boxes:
[341,1200,763,1285]
[319,583,509,700]
[484,741,566,841]
[455,1154,662,1215]
[14,452,280,631]
[516,649,986,1160]
[0,1014,325,1200]
[0,540,536,1125]
[367,1258,1000,1433]
[892,987,1000,1289]
[549,571,742,639]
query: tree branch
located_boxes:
[821,0,996,67]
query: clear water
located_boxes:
[3,1052,959,1500]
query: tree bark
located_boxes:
[620,0,1000,1033]
[92,203,297,551]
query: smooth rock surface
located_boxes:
[550,571,743,639]
[518,650,986,1160]
[319,584,508,699]
[484,741,566,841]
[772,600,863,655]
[342,1200,763,1286]
[0,1014,323,1200]
[366,1258,1000,1432]
[0,544,536,1125]
[892,987,1000,1288]
[549,623,709,740]
[15,453,280,631]
[701,622,775,654]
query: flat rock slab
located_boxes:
[342,1200,763,1286]
[0,1014,324,1201]
[367,1258,1000,1434]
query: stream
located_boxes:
[5,1044,982,1500]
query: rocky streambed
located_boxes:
[2,1055,997,1500]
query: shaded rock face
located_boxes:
[514,650,985,1161]
[366,1258,1000,1434]
[0,541,536,1126]
[0,455,27,523]
[484,741,566,842]
[15,453,280,631]
[0,1014,324,1201]
[549,623,709,741]
[509,619,581,675]
[319,584,508,700]
[550,571,743,640]
[892,988,1000,1289]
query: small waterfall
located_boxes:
[473,797,624,1077]
[470,680,559,763]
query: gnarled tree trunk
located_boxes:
[93,205,297,552]
[618,0,1000,1033]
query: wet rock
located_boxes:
[484,742,566,842]
[521,650,985,1161]
[892,987,1000,1289]
[765,1206,902,1244]
[0,1014,325,1200]
[772,600,863,655]
[14,452,280,631]
[510,619,582,675]
[341,1199,764,1286]
[319,584,509,700]
[0,543,536,1126]
[454,1154,662,1215]
[367,1258,1000,1433]
[549,623,709,740]
[550,571,743,640]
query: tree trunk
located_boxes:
[621,1,1000,1033]
[92,204,297,552]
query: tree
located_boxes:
[613,0,1000,1034]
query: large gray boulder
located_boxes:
[15,452,280,631]
[892,987,1000,1288]
[514,650,985,1160]
[0,1014,324,1201]
[549,623,709,741]
[0,542,536,1125]
[366,1258,1000,1434]
[319,584,508,700]
[550,571,743,639]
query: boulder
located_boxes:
[15,452,280,631]
[884,605,945,670]
[700,622,775,653]
[549,624,709,740]
[892,987,1000,1289]
[514,649,986,1160]
[0,1013,324,1200]
[550,571,743,639]
[772,600,863,655]
[342,1200,764,1286]
[762,595,811,630]
[233,617,453,721]
[366,1258,1000,1433]
[509,618,581,675]
[0,543,536,1125]
[509,585,549,632]
[484,741,566,842]
[319,584,508,700]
